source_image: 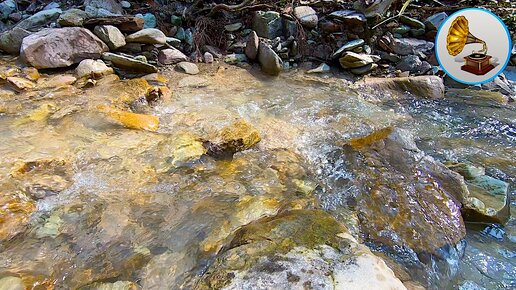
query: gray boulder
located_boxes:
[258,42,282,76]
[93,25,126,50]
[20,27,108,69]
[15,8,62,31]
[0,27,30,55]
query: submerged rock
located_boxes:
[360,76,445,99]
[0,191,36,241]
[198,210,406,290]
[98,105,159,132]
[20,27,108,69]
[206,119,261,158]
[161,132,206,168]
[463,175,509,223]
[347,128,467,254]
[78,281,138,290]
[0,276,24,290]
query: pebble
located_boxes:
[204,52,214,63]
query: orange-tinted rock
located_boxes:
[0,192,36,241]
[98,105,160,132]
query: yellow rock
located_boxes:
[0,192,36,241]
[98,105,160,132]
[348,127,393,149]
[22,67,40,81]
[14,103,56,125]
[37,74,77,89]
[6,76,36,91]
[169,132,206,167]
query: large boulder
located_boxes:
[198,210,407,290]
[93,25,126,50]
[0,27,30,55]
[20,27,108,69]
[258,42,282,76]
[15,8,62,31]
[126,28,166,44]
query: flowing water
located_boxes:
[0,58,514,289]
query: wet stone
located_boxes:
[206,119,261,158]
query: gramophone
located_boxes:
[447,16,494,75]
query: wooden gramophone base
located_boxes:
[461,64,494,75]
[461,54,494,75]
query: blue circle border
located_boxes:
[434,8,512,85]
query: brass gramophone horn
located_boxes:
[446,16,487,56]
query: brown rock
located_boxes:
[84,16,144,32]
[158,48,188,65]
[245,31,259,60]
[20,28,108,69]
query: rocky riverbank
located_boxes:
[0,1,515,290]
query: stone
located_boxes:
[223,53,248,64]
[224,22,242,32]
[252,11,283,39]
[294,6,318,29]
[204,52,214,63]
[84,0,123,16]
[0,0,16,20]
[175,27,186,41]
[206,119,261,158]
[198,210,406,290]
[184,29,194,46]
[120,1,131,9]
[0,276,24,290]
[84,16,144,32]
[0,27,30,55]
[37,74,77,89]
[258,42,282,76]
[307,63,330,74]
[78,281,138,290]
[158,48,188,65]
[396,54,422,73]
[178,76,209,88]
[329,10,365,25]
[126,28,166,44]
[399,15,425,30]
[339,52,376,68]
[361,76,445,99]
[20,27,108,69]
[351,63,377,75]
[393,24,411,35]
[93,25,126,50]
[425,12,448,31]
[245,31,259,60]
[98,105,159,131]
[384,35,434,56]
[6,77,35,91]
[363,0,396,18]
[57,8,88,27]
[102,52,158,73]
[164,132,207,168]
[0,191,36,241]
[463,175,509,223]
[176,62,199,75]
[330,39,365,59]
[166,37,181,47]
[76,59,114,78]
[347,128,466,253]
[170,15,182,26]
[203,45,223,58]
[136,13,157,29]
[43,2,60,10]
[15,8,62,31]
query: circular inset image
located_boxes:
[435,8,512,85]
